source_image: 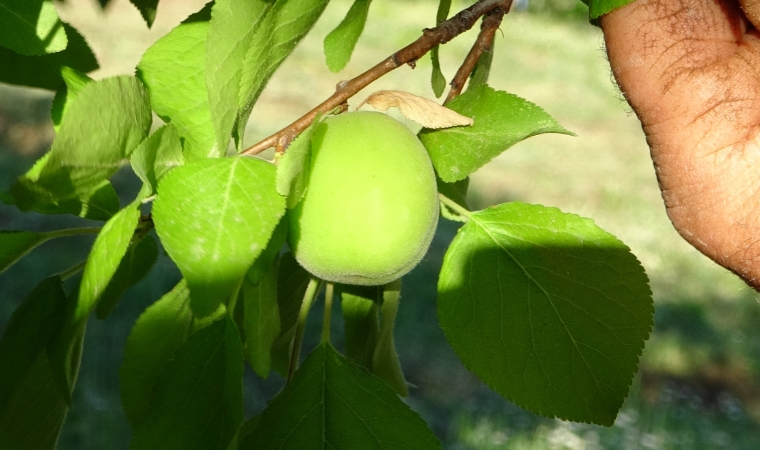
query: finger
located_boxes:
[740,0,760,29]
[600,0,747,128]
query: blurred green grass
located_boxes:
[1,0,760,448]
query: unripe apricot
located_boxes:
[288,111,439,285]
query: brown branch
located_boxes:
[444,4,508,104]
[242,0,512,156]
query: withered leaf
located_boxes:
[357,90,473,129]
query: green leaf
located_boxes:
[437,202,653,425]
[236,415,260,447]
[340,281,412,394]
[340,285,380,369]
[276,120,320,208]
[152,157,285,317]
[0,22,97,90]
[130,124,184,196]
[137,20,218,160]
[237,0,329,143]
[270,252,311,376]
[0,231,48,274]
[0,190,14,205]
[0,227,101,275]
[46,205,141,402]
[323,0,372,72]
[185,1,214,22]
[242,256,280,378]
[581,0,634,20]
[241,344,439,449]
[120,280,193,425]
[246,215,288,286]
[0,277,66,414]
[129,0,160,27]
[429,0,451,98]
[418,84,574,183]
[78,204,141,323]
[0,353,70,450]
[38,180,120,220]
[206,0,273,152]
[372,281,407,396]
[0,0,67,55]
[129,315,244,450]
[45,287,86,405]
[5,178,120,221]
[10,76,151,211]
[76,182,121,220]
[430,47,446,99]
[50,66,92,131]
[1,280,83,444]
[96,236,159,320]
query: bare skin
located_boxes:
[601,0,760,289]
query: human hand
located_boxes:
[601,0,760,289]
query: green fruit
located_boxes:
[288,111,439,285]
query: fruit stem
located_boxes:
[288,276,323,383]
[321,283,335,344]
[438,193,472,220]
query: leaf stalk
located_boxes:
[321,283,334,344]
[47,226,102,240]
[288,276,323,383]
[58,260,87,281]
[438,193,472,220]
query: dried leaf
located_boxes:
[357,90,473,129]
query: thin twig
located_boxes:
[242,0,512,156]
[444,4,508,104]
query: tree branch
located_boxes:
[444,4,507,104]
[242,0,512,156]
